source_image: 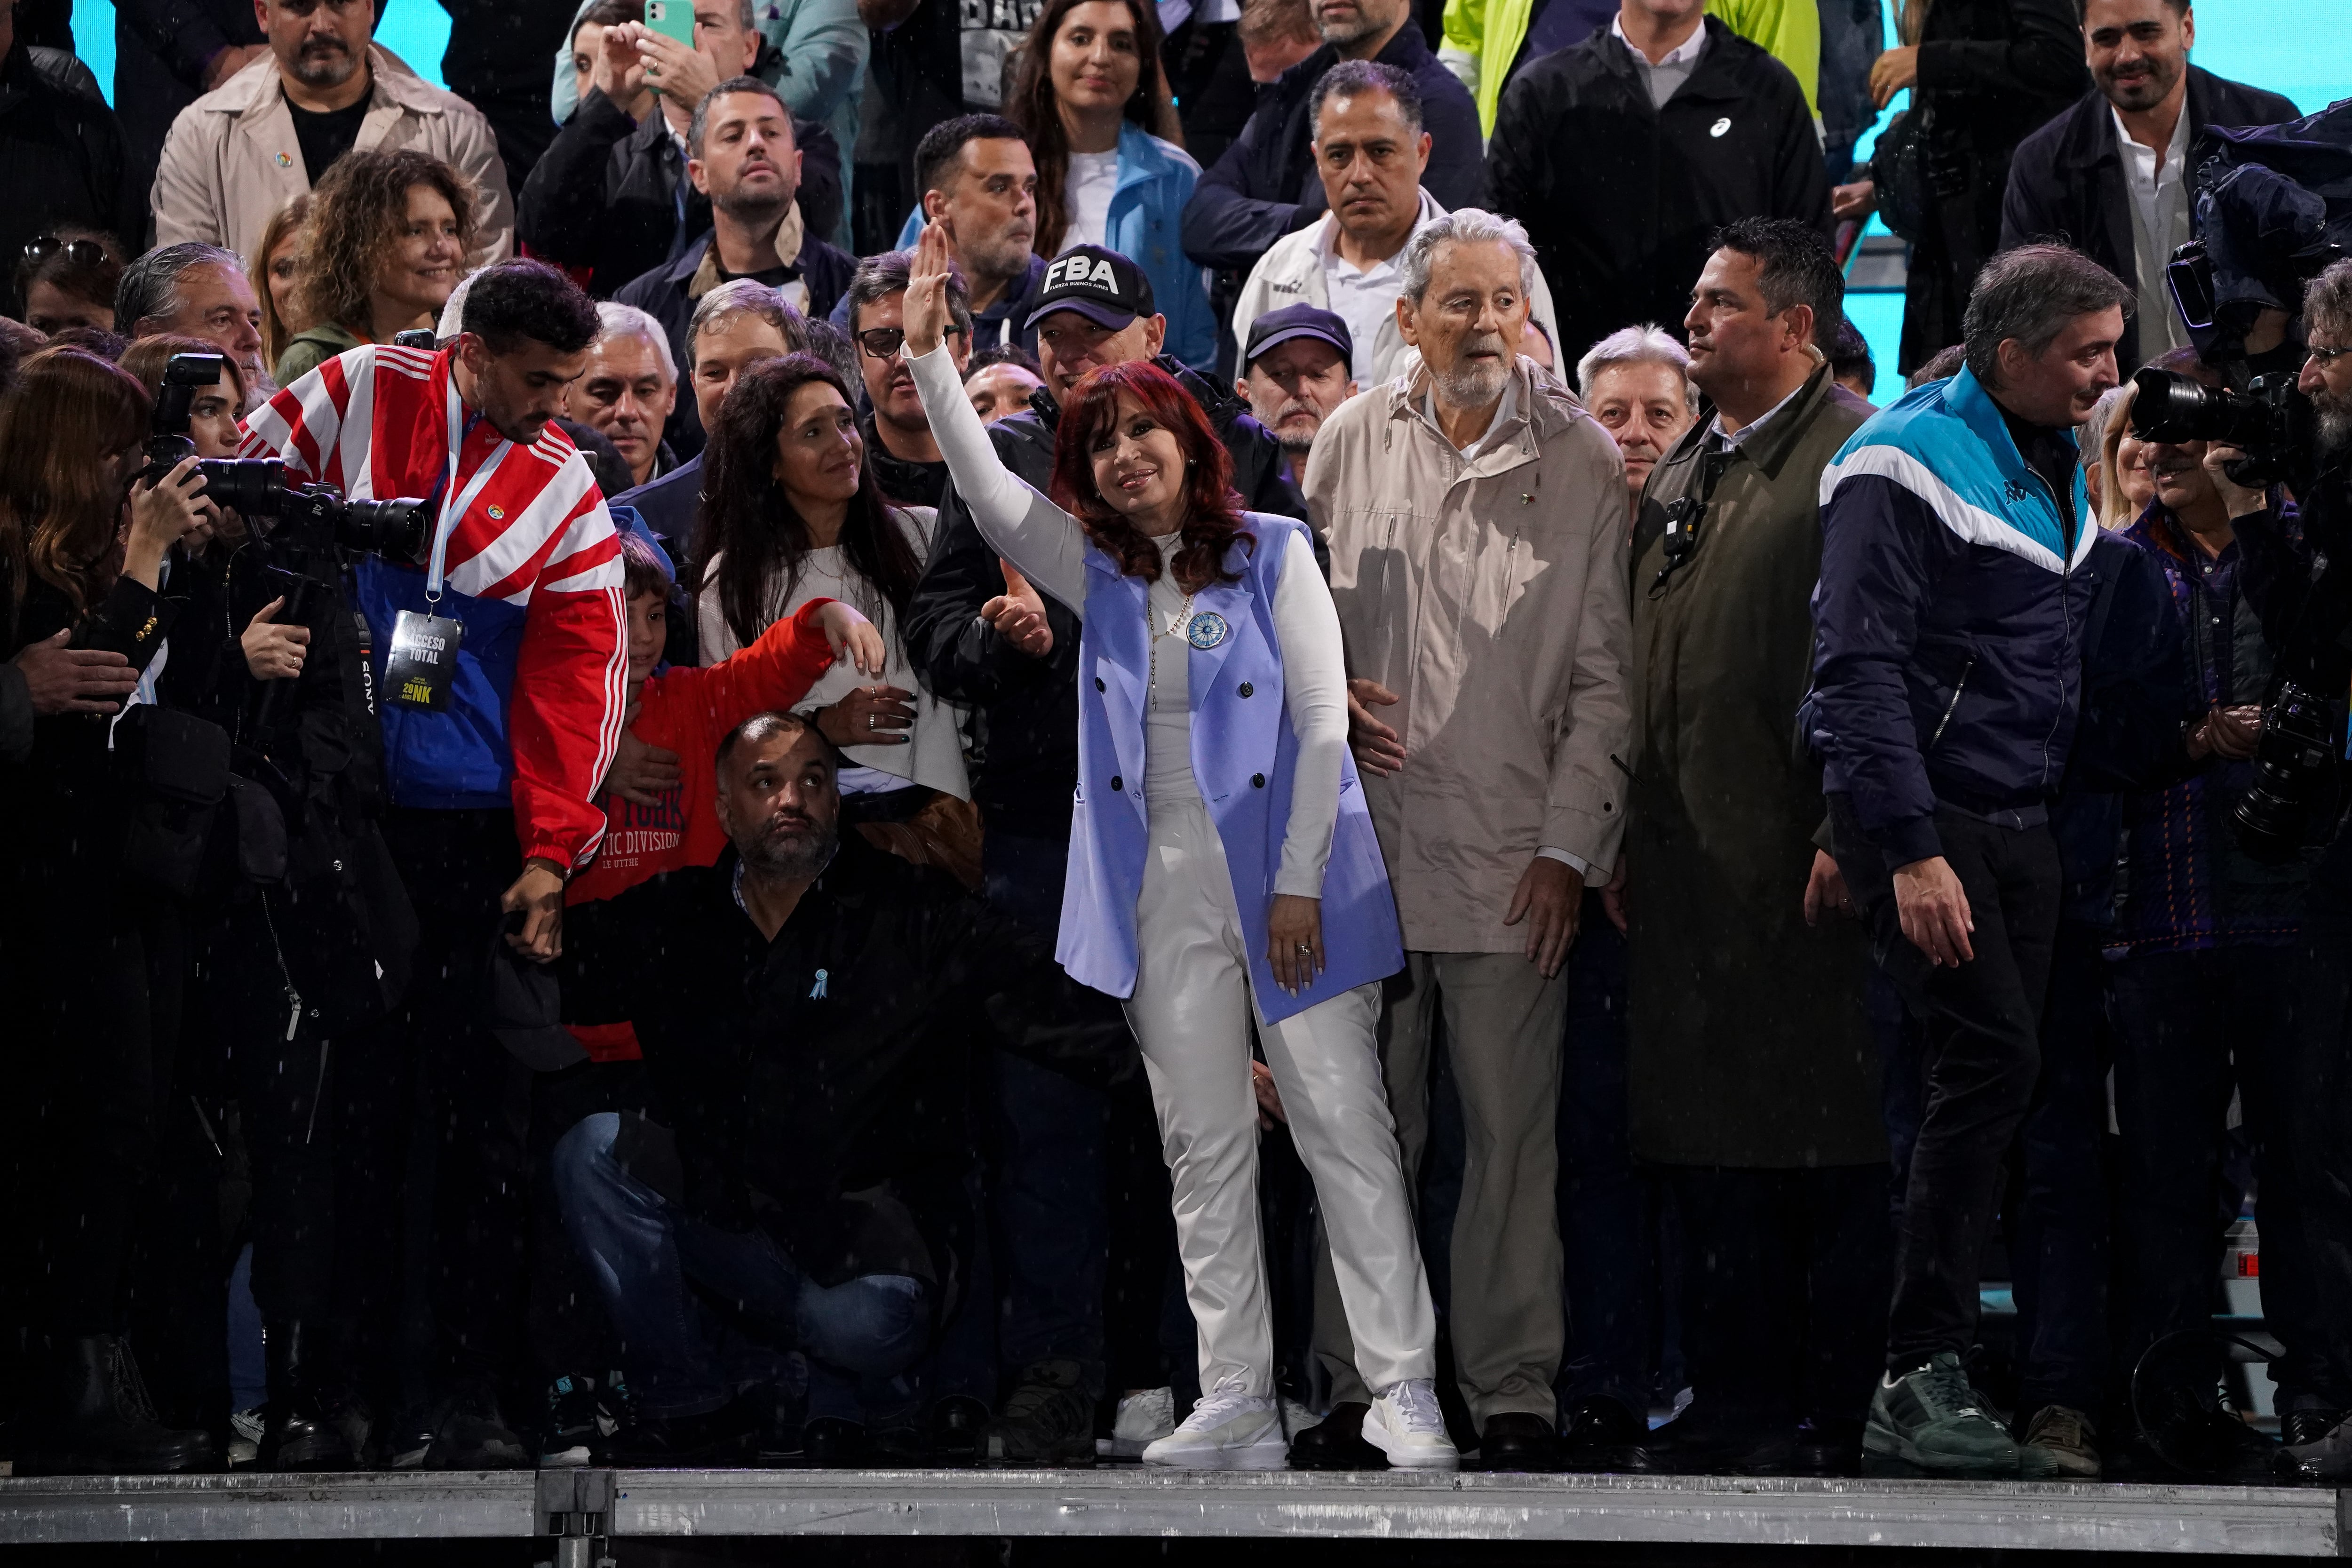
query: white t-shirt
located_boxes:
[1062,149,1122,254]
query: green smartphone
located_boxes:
[643,0,697,52]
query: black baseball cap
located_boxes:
[1025,245,1157,332]
[1243,303,1353,370]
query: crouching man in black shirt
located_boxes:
[549,709,1134,1464]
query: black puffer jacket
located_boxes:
[0,41,139,318]
[903,355,1305,839]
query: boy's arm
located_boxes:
[633,597,840,756]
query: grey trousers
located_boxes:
[1313,950,1568,1429]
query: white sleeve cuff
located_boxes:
[1538,847,1597,881]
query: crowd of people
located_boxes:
[3,0,2352,1498]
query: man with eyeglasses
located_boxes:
[2191,260,2352,1483]
[843,249,970,509]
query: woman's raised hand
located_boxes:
[817,598,887,676]
[905,220,955,359]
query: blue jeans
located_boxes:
[551,1113,931,1423]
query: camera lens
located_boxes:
[192,457,286,517]
[336,499,431,564]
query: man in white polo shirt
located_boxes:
[1231,59,1557,387]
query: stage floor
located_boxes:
[0,1467,2342,1557]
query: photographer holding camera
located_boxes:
[238,257,626,1467]
[0,346,220,1474]
[2161,258,2352,1481]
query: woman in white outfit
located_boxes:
[900,221,1454,1470]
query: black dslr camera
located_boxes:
[142,352,433,563]
[2129,366,2316,492]
[2232,681,2343,864]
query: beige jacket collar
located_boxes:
[1382,355,1580,476]
[687,202,806,301]
[212,43,445,127]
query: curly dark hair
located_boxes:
[1049,360,1249,590]
[299,147,479,338]
[697,352,924,653]
[1009,0,1176,259]
[462,258,599,355]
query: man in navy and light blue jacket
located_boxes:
[1803,244,2131,1480]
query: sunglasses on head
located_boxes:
[855,324,965,360]
[23,235,111,269]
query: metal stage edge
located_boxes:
[0,1467,2344,1555]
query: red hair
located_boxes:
[1049,360,1251,591]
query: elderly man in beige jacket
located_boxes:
[151,2,512,271]
[1300,207,1630,1472]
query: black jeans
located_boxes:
[2114,942,2320,1409]
[380,806,531,1394]
[1557,897,1658,1418]
[2008,921,2113,1417]
[2288,828,2352,1411]
[1665,1164,1892,1434]
[1831,797,2060,1373]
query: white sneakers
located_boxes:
[1139,1378,1289,1469]
[1103,1386,1176,1458]
[1362,1379,1460,1470]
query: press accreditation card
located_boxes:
[386,610,465,711]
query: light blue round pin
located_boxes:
[1185,611,1228,650]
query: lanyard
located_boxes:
[425,375,513,604]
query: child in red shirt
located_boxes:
[566,530,883,1058]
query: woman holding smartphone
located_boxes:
[896,220,1452,1472]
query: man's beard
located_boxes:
[1318,6,1381,45]
[289,39,359,88]
[1276,427,1318,456]
[2100,61,2178,112]
[1433,335,1510,410]
[743,808,837,879]
[2317,387,2352,453]
[961,228,1034,286]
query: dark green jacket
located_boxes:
[1623,363,1883,1168]
[273,320,364,387]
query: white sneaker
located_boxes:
[1139,1379,1287,1470]
[1106,1386,1176,1457]
[1363,1379,1459,1470]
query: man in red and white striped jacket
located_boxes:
[241,262,625,959]
[238,261,621,1467]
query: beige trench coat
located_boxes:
[1305,357,1632,952]
[151,44,514,271]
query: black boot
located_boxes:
[41,1335,218,1475]
[259,1321,366,1471]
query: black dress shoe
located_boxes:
[1792,1418,1863,1477]
[1559,1396,1656,1472]
[1287,1402,1384,1470]
[805,1416,873,1468]
[1478,1412,1561,1472]
[926,1395,991,1467]
[2282,1409,2344,1449]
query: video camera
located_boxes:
[142,352,432,564]
[2128,365,2316,491]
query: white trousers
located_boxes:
[1124,793,1437,1398]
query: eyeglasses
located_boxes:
[855,324,963,361]
[2307,342,2352,366]
[23,235,111,269]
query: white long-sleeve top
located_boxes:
[906,343,1347,898]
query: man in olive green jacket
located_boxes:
[1617,217,1886,1474]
